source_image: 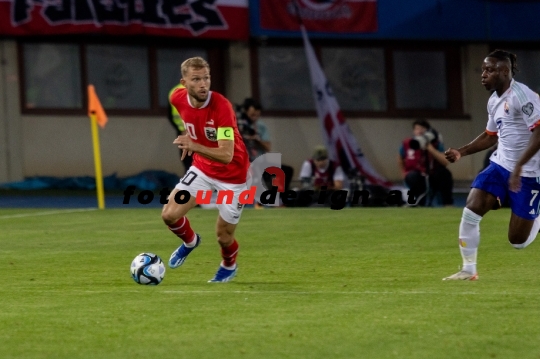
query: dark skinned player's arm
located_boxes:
[456,131,498,158]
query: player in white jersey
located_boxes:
[443,50,540,281]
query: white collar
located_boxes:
[495,79,514,99]
[187,91,212,109]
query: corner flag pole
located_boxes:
[87,85,108,210]
[89,112,105,209]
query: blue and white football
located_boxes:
[130,253,165,285]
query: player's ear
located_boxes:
[501,63,510,77]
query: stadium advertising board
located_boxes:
[0,0,248,40]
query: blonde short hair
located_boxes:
[181,57,210,78]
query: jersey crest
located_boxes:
[205,127,217,142]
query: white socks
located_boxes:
[457,209,539,273]
[184,234,197,247]
[512,216,540,249]
[459,208,482,274]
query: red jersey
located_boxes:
[170,88,249,184]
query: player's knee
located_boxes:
[216,231,234,247]
[161,208,177,226]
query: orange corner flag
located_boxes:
[87,84,108,129]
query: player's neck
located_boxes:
[189,95,205,108]
[496,80,512,97]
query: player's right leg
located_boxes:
[443,189,498,281]
[162,188,200,268]
[163,167,211,269]
[444,163,505,281]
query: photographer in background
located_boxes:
[236,98,294,194]
[237,98,271,162]
[397,119,454,206]
[300,146,345,192]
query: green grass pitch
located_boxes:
[1,207,540,359]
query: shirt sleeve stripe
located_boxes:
[485,129,498,136]
[528,119,540,131]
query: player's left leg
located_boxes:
[508,213,538,249]
[507,176,540,249]
[444,163,504,281]
[208,216,239,283]
[207,180,247,283]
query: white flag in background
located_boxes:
[301,25,391,188]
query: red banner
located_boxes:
[0,0,248,40]
[260,0,377,33]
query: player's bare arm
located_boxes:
[173,135,233,164]
[509,128,540,192]
[445,132,498,163]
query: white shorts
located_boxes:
[174,166,249,225]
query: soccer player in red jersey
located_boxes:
[163,57,250,282]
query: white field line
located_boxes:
[160,290,534,296]
[7,289,535,296]
[0,208,97,219]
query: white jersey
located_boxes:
[486,79,540,177]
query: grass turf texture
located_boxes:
[1,207,539,359]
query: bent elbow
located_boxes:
[221,153,233,164]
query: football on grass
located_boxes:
[130,253,165,285]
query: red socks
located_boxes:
[168,218,238,267]
[168,217,196,244]
[221,240,239,268]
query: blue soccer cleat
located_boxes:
[168,234,201,269]
[208,265,237,283]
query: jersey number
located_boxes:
[530,190,539,206]
[185,123,198,140]
[181,171,198,186]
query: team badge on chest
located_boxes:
[504,101,509,115]
[205,127,217,141]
